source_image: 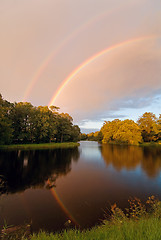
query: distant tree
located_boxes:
[94,131,103,142]
[80,133,88,140]
[87,132,95,141]
[86,131,102,141]
[137,112,158,142]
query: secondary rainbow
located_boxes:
[22,7,118,102]
[48,35,156,107]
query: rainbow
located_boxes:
[47,180,79,226]
[22,4,124,102]
[48,35,156,107]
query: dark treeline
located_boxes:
[81,112,161,145]
[0,94,80,145]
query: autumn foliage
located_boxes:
[100,112,161,145]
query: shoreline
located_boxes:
[2,196,161,240]
[0,142,80,150]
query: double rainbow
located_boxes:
[48,35,156,107]
[22,7,118,102]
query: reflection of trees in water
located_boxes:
[100,144,161,178]
[0,147,80,194]
[141,147,161,178]
[101,144,141,171]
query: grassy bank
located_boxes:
[0,142,80,150]
[26,196,161,240]
[2,197,161,239]
[30,217,161,240]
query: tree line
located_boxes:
[81,112,161,145]
[0,94,80,145]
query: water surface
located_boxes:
[0,141,161,232]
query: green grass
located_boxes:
[2,196,161,240]
[0,142,80,150]
[29,217,161,240]
[28,196,161,240]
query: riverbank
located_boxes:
[29,196,161,240]
[101,141,161,147]
[140,142,161,147]
[4,196,160,240]
[0,142,80,150]
[30,217,161,240]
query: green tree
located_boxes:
[0,94,13,144]
[0,95,80,145]
[55,114,73,142]
[70,125,81,142]
[11,102,34,143]
[35,106,57,143]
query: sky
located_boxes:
[0,0,161,133]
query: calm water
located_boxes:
[0,141,161,232]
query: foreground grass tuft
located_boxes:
[29,218,161,240]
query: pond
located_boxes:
[0,141,161,232]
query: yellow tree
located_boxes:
[101,119,121,143]
[101,119,142,145]
[113,119,142,145]
[137,112,158,142]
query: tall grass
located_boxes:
[29,196,161,240]
[30,218,161,240]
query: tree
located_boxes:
[11,102,34,143]
[157,114,161,140]
[35,106,57,143]
[101,119,142,145]
[101,119,121,143]
[137,112,158,142]
[0,94,13,144]
[0,95,80,145]
[70,125,81,142]
[54,113,73,142]
[113,119,142,145]
[80,133,87,140]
